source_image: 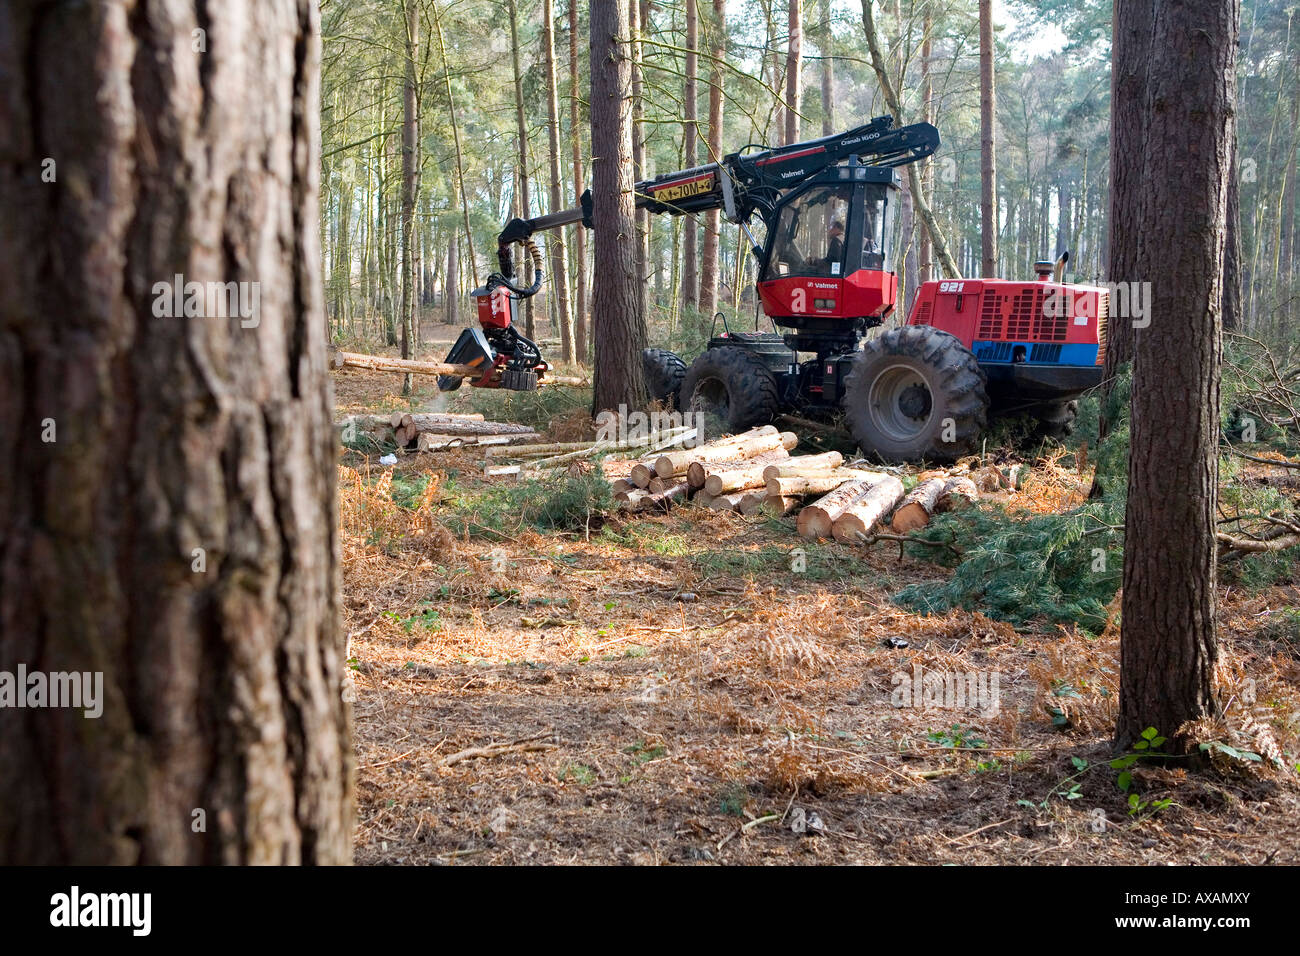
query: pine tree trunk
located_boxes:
[543,0,575,363]
[508,0,535,340]
[569,0,590,364]
[1115,0,1237,753]
[682,0,700,315]
[821,0,835,135]
[590,0,649,411]
[400,0,420,394]
[979,0,997,278]
[918,9,933,283]
[700,0,726,322]
[0,0,352,863]
[785,1,802,145]
[630,0,651,325]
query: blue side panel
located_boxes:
[972,341,1099,366]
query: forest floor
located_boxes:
[334,364,1300,866]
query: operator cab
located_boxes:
[757,161,902,345]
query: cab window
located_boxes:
[762,185,854,279]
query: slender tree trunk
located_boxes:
[446,231,460,326]
[700,0,726,322]
[979,0,997,278]
[0,0,352,863]
[508,0,534,339]
[400,0,420,394]
[630,0,651,325]
[918,8,933,284]
[861,0,959,278]
[1224,137,1243,332]
[1115,0,1237,753]
[543,0,575,363]
[569,0,589,364]
[785,0,803,145]
[433,2,477,283]
[821,0,835,135]
[682,0,700,315]
[590,0,649,411]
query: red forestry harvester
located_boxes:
[442,115,1108,462]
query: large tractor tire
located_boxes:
[1033,399,1079,440]
[680,346,780,437]
[843,326,989,463]
[641,347,687,407]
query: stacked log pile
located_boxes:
[603,424,986,544]
[337,412,541,451]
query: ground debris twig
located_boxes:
[441,732,558,767]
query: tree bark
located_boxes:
[682,0,700,315]
[400,0,421,394]
[629,0,651,325]
[821,0,835,135]
[0,0,352,863]
[568,0,589,364]
[1115,0,1237,753]
[700,0,727,322]
[785,0,803,145]
[590,0,649,412]
[979,0,997,278]
[543,0,575,363]
[861,0,960,278]
[508,0,534,340]
[1223,135,1243,332]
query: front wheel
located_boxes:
[842,326,989,463]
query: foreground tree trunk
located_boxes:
[1115,0,1237,752]
[590,0,649,411]
[0,1,352,863]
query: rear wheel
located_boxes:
[843,326,988,463]
[680,346,780,437]
[1034,399,1079,439]
[641,348,687,407]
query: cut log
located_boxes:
[617,489,653,510]
[703,461,775,496]
[936,475,979,513]
[629,462,656,488]
[331,349,589,387]
[640,479,690,512]
[484,464,522,478]
[762,451,844,480]
[414,432,540,453]
[766,469,882,498]
[692,491,716,508]
[761,494,803,517]
[647,476,670,495]
[832,476,908,543]
[736,490,770,515]
[796,480,875,539]
[687,447,790,489]
[653,426,786,478]
[610,478,633,495]
[332,349,481,378]
[486,440,601,458]
[706,491,749,512]
[889,477,949,533]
